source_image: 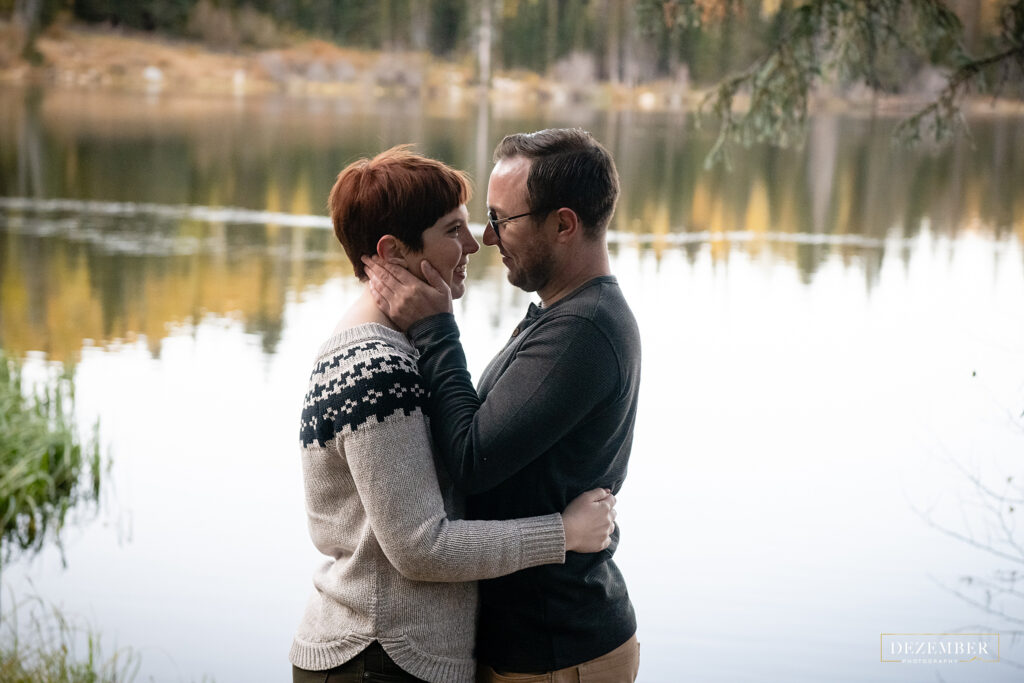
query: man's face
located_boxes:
[484,156,556,293]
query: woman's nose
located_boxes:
[482,223,498,247]
[462,229,480,254]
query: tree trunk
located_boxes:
[622,0,637,86]
[606,0,621,84]
[477,0,493,87]
[410,0,429,51]
[380,0,394,51]
[545,0,559,74]
[16,0,44,63]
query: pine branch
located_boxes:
[895,42,1024,145]
[692,0,1023,166]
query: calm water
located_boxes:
[1,86,1023,682]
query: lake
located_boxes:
[1,85,1023,682]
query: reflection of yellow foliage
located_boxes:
[0,226,341,363]
[1016,190,1024,243]
[45,249,106,361]
[644,197,671,260]
[963,175,981,231]
[264,181,283,239]
[744,180,770,234]
[290,169,315,216]
[760,0,783,17]
[265,179,282,213]
[706,189,730,263]
[1,240,33,355]
[744,179,771,259]
[833,166,853,236]
[0,235,105,362]
[708,194,727,234]
[691,183,712,232]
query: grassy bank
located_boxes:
[0,351,101,562]
[0,593,138,683]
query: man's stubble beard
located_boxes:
[506,245,556,294]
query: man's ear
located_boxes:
[377,235,409,266]
[553,207,581,243]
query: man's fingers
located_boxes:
[362,258,384,285]
[365,266,396,301]
[361,256,399,288]
[363,254,421,286]
[368,281,391,314]
[420,260,449,293]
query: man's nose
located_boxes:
[482,223,499,247]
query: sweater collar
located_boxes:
[317,322,414,359]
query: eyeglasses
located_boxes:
[486,209,536,237]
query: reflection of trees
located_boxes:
[0,216,344,362]
[15,89,44,198]
[603,111,1021,285]
[0,88,1021,294]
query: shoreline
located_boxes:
[2,22,1023,117]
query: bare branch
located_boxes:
[914,503,1024,566]
[932,576,1024,626]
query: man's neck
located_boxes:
[538,245,611,307]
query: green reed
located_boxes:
[0,592,139,683]
[0,351,102,562]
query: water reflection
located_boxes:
[0,206,344,360]
[0,86,1022,362]
[2,87,1020,246]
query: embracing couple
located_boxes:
[290,129,641,683]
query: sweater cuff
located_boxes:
[518,513,566,568]
[408,312,458,346]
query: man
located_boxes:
[363,128,641,682]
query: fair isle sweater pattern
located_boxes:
[299,339,426,447]
[290,324,565,683]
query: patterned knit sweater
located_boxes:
[289,323,566,683]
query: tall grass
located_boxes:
[0,351,102,563]
[0,592,139,683]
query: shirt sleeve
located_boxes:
[408,312,620,495]
[343,404,565,583]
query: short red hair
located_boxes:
[329,145,471,279]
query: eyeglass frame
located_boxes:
[486,208,549,238]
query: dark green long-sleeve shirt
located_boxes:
[408,275,641,672]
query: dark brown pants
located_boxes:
[292,641,426,683]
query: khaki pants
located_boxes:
[476,635,639,683]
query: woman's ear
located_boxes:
[376,235,409,267]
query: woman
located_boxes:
[290,146,616,683]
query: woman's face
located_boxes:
[408,204,480,299]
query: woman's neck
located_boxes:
[333,286,401,335]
